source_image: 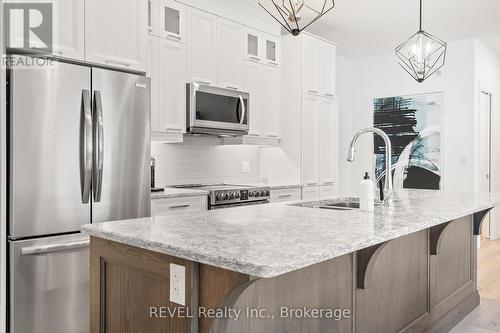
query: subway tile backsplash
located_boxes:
[151,137,260,187]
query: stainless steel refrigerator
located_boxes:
[7,54,151,333]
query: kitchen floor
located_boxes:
[451,238,500,332]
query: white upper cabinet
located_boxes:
[85,0,147,71]
[158,39,187,133]
[302,34,320,95]
[158,0,186,43]
[52,0,85,60]
[302,94,319,186]
[319,97,338,185]
[186,7,217,85]
[147,0,159,35]
[261,65,282,139]
[216,18,244,90]
[244,60,263,136]
[146,36,159,131]
[319,42,337,98]
[263,33,280,67]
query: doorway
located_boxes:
[479,91,492,239]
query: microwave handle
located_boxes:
[238,94,246,126]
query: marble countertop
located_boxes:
[83,190,500,279]
[151,188,209,199]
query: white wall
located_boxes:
[337,38,477,196]
[151,137,260,186]
[474,40,500,239]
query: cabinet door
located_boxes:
[261,65,282,138]
[146,36,159,131]
[245,28,262,62]
[85,0,147,71]
[302,34,319,95]
[158,0,186,43]
[320,185,337,198]
[319,98,338,185]
[216,18,244,90]
[302,94,319,186]
[186,7,217,85]
[6,0,84,60]
[319,42,336,98]
[302,186,320,200]
[263,33,280,67]
[158,39,186,133]
[147,0,158,35]
[244,61,262,137]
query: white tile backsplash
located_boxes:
[151,137,260,186]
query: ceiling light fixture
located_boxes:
[259,0,335,36]
[395,0,447,83]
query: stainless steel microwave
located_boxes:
[186,83,249,136]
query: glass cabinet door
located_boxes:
[159,0,186,42]
[245,28,262,62]
[263,33,280,66]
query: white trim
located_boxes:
[0,1,6,331]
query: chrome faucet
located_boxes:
[347,127,394,208]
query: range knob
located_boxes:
[249,191,255,197]
[259,190,265,197]
[235,192,241,199]
[224,192,230,200]
[216,193,224,201]
[230,192,236,199]
[264,190,270,196]
[255,191,261,197]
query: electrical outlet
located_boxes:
[242,161,250,173]
[170,264,185,306]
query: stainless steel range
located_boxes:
[171,184,271,209]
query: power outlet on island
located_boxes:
[242,161,251,173]
[170,264,185,306]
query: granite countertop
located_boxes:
[151,188,209,199]
[83,190,500,279]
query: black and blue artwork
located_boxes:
[373,93,442,190]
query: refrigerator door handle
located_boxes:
[93,90,104,202]
[80,90,93,204]
[20,239,90,255]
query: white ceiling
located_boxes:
[280,0,500,59]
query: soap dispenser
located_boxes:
[360,172,375,211]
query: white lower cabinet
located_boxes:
[152,196,207,216]
[270,188,301,203]
[302,186,320,200]
[320,185,337,199]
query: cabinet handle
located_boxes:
[248,133,260,137]
[248,56,261,62]
[105,59,132,67]
[226,86,239,90]
[166,34,182,41]
[278,194,292,199]
[266,60,278,66]
[306,182,318,186]
[324,93,335,98]
[165,127,182,132]
[323,181,334,185]
[308,90,318,94]
[169,204,190,209]
[266,135,279,138]
[195,80,211,86]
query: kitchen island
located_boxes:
[82,190,500,333]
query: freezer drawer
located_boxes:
[9,234,90,333]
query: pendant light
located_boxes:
[395,0,447,83]
[259,0,335,36]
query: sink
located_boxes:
[289,197,382,211]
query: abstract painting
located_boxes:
[373,93,442,190]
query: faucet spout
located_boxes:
[346,127,394,208]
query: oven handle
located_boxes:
[211,200,269,210]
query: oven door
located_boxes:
[187,83,249,134]
[210,200,269,210]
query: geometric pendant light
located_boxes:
[259,0,335,36]
[395,0,447,83]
